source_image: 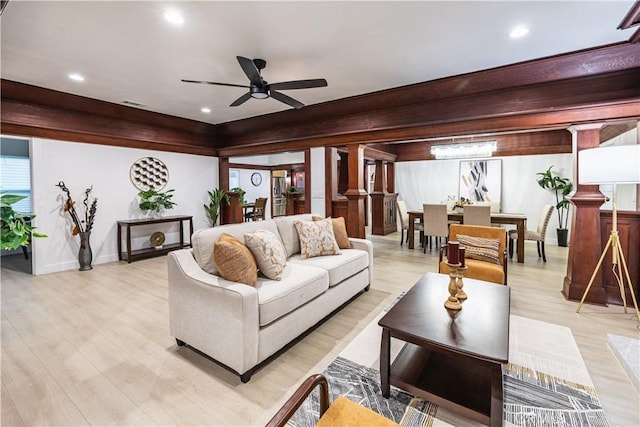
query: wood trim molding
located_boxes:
[618,0,640,29]
[1,80,219,156]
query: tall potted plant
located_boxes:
[536,166,573,247]
[204,188,229,227]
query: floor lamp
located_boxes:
[576,144,640,324]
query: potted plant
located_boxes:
[230,187,246,205]
[138,188,176,217]
[1,192,47,251]
[536,166,573,247]
[204,188,230,227]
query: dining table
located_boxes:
[407,209,528,263]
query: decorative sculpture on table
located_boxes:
[56,181,98,271]
[444,241,468,310]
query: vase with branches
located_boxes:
[56,181,98,270]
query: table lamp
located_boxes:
[576,144,640,323]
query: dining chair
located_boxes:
[509,204,554,262]
[245,197,267,221]
[463,205,491,227]
[422,204,449,253]
[396,200,409,245]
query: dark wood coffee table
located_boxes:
[379,272,510,427]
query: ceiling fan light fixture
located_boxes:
[250,85,269,99]
[431,141,497,160]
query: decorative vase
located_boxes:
[78,231,93,271]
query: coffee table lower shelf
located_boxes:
[390,343,498,426]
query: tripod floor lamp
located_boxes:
[576,144,640,323]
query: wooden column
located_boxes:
[337,151,349,195]
[387,162,395,193]
[344,144,367,238]
[219,157,230,192]
[563,124,608,303]
[304,148,311,213]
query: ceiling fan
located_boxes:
[182,56,328,109]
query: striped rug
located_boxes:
[289,312,607,427]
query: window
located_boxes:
[1,156,31,213]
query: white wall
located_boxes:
[395,154,573,245]
[30,138,218,275]
[310,147,326,216]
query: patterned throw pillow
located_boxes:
[295,218,341,259]
[244,229,287,280]
[456,234,501,265]
[312,216,352,249]
[213,233,258,286]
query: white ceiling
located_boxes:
[1,1,635,125]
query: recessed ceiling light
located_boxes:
[163,9,184,25]
[68,73,85,82]
[509,25,530,39]
[201,107,211,114]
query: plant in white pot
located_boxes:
[138,188,176,217]
[536,166,573,247]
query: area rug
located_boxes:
[290,302,608,427]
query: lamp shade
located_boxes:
[579,144,640,184]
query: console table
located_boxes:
[117,215,193,263]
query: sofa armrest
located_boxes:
[349,237,374,283]
[167,249,260,376]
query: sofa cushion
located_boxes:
[456,234,501,265]
[213,233,258,286]
[256,263,329,326]
[245,229,287,280]
[274,214,314,257]
[288,249,368,287]
[192,220,282,275]
[295,218,341,259]
[312,216,352,249]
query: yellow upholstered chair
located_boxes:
[265,374,399,427]
[439,224,508,285]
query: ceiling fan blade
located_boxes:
[236,56,263,87]
[270,90,304,109]
[181,79,249,89]
[230,92,252,107]
[269,79,328,91]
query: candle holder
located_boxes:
[456,265,468,300]
[444,262,462,310]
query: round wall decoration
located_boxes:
[150,231,166,248]
[130,157,169,191]
[251,172,262,186]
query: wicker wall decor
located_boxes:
[129,157,169,191]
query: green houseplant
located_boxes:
[1,192,47,251]
[536,166,573,247]
[138,188,176,217]
[204,188,230,227]
[230,187,246,205]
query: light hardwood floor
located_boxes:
[2,232,639,426]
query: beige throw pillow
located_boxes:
[295,218,341,259]
[213,233,258,286]
[456,234,501,265]
[312,216,352,249]
[244,230,287,280]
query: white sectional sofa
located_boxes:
[167,214,373,382]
